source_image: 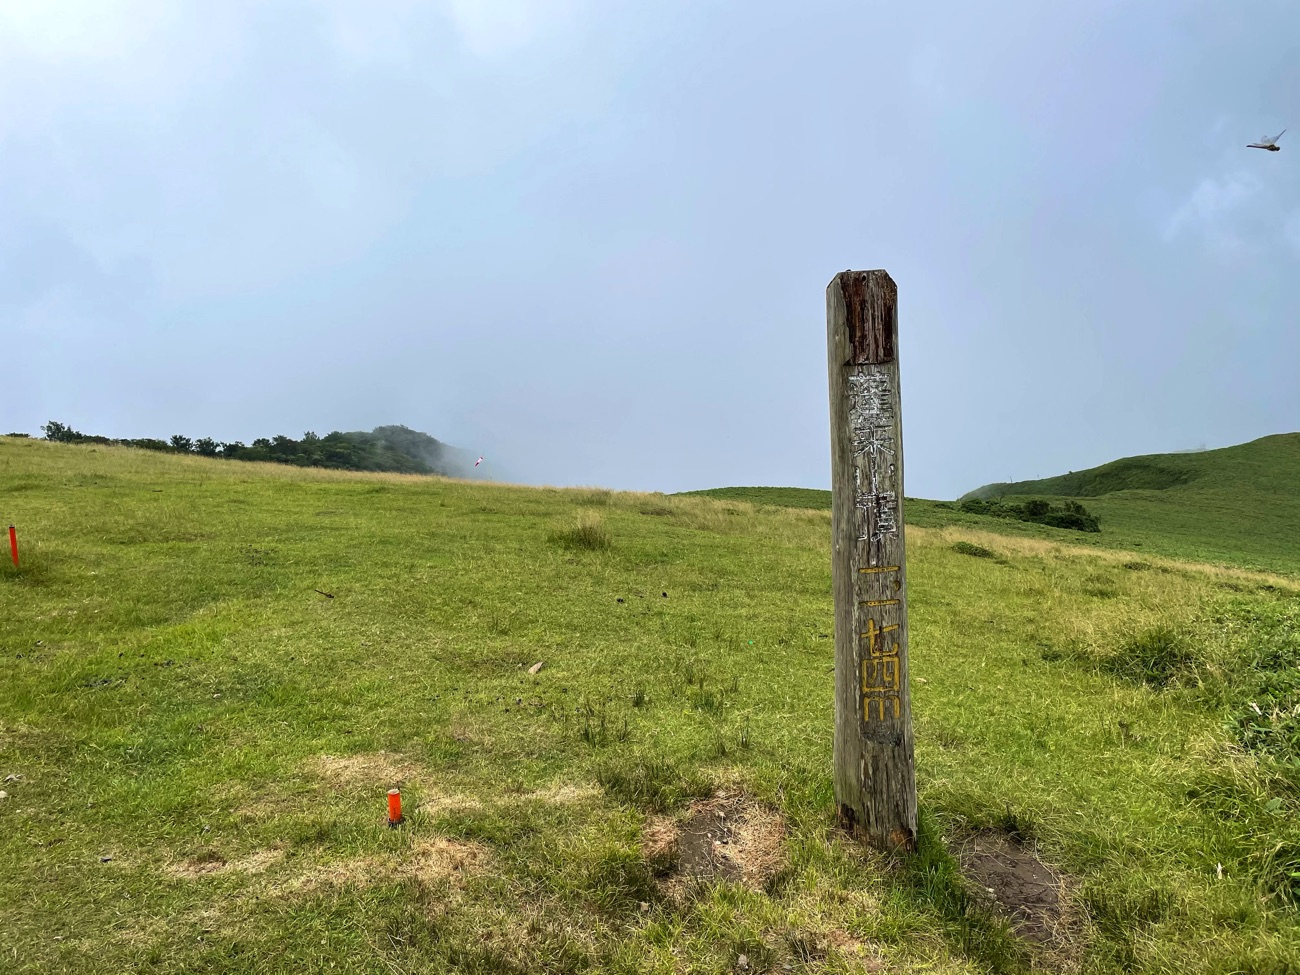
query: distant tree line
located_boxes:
[35,421,473,477]
[958,496,1101,533]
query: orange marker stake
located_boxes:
[387,789,402,826]
[8,526,16,567]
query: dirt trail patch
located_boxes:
[169,848,285,879]
[959,831,1080,966]
[643,791,785,895]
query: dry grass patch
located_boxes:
[233,796,284,824]
[528,781,601,805]
[168,848,285,879]
[776,928,888,973]
[285,836,492,895]
[305,751,422,789]
[823,928,886,967]
[926,524,1300,594]
[408,836,492,885]
[417,791,485,817]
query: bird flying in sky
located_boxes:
[1248,129,1285,151]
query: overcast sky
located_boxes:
[3,1,1297,498]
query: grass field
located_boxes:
[5,436,1300,974]
[684,433,1300,577]
[962,434,1300,576]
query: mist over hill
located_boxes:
[344,425,483,479]
[31,420,486,479]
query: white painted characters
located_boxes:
[849,369,901,543]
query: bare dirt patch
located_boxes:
[958,831,1082,968]
[643,791,786,896]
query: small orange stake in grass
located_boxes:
[8,526,17,567]
[387,789,402,826]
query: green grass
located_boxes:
[951,542,998,561]
[961,433,1300,575]
[676,486,835,511]
[678,489,999,538]
[6,436,1300,973]
[687,433,1300,578]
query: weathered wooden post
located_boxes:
[826,269,917,851]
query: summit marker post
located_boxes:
[826,269,917,851]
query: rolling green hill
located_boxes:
[960,434,1300,500]
[6,436,1300,973]
[684,433,1300,576]
[962,433,1300,575]
[31,420,482,478]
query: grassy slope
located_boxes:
[4,437,1300,974]
[683,433,1300,577]
[677,491,1126,559]
[677,487,836,511]
[961,433,1300,575]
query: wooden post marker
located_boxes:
[826,269,917,851]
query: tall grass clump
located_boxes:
[953,541,998,560]
[552,510,611,551]
[1103,624,1198,688]
[595,752,712,813]
[1224,601,1300,763]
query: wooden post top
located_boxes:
[829,270,897,366]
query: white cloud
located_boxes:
[0,0,175,63]
[1164,171,1259,236]
[0,0,608,306]
[0,2,248,137]
[443,0,582,58]
[1162,171,1261,257]
[323,0,587,62]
